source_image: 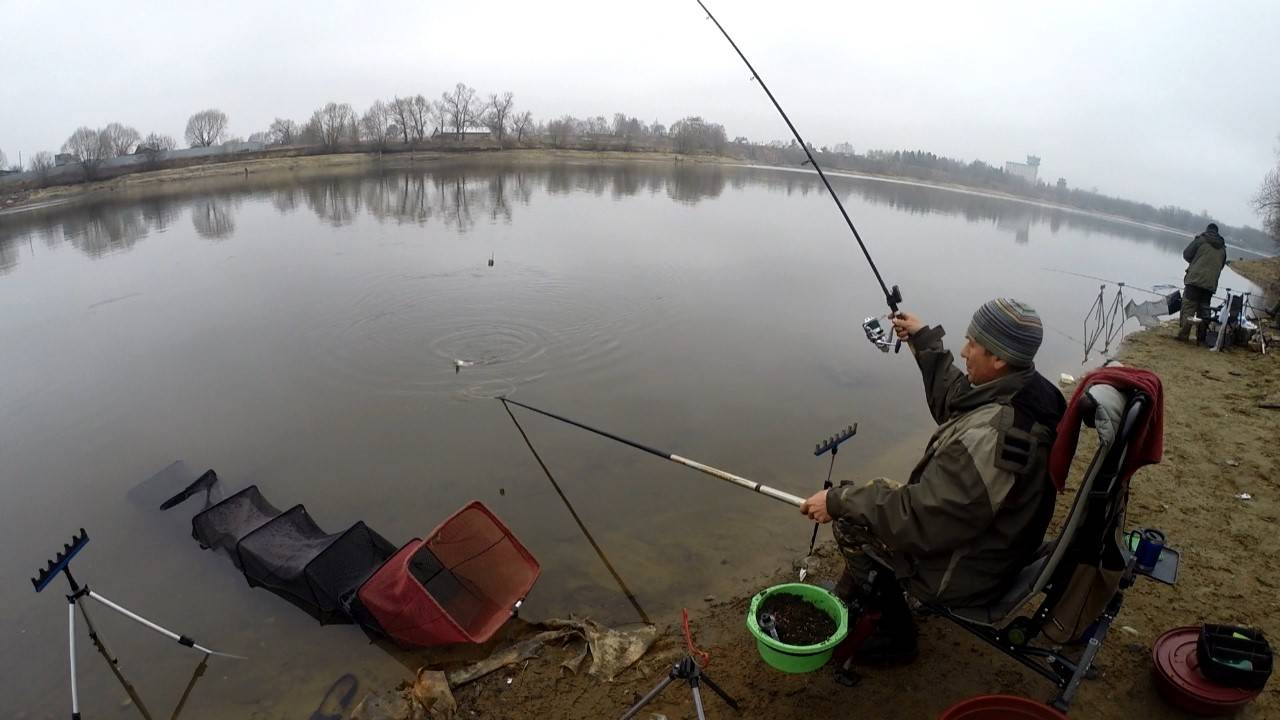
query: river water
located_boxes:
[0,157,1259,717]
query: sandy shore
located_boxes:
[333,301,1279,720]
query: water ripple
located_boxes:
[304,264,659,399]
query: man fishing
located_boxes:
[1176,223,1227,343]
[799,299,1066,663]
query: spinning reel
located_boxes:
[862,317,892,352]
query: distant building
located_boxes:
[1004,155,1040,184]
[433,127,493,139]
[55,153,79,166]
[219,140,266,153]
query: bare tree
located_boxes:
[30,151,53,173]
[1256,160,1280,240]
[28,151,53,183]
[440,83,481,138]
[670,116,727,155]
[589,116,611,135]
[137,132,174,168]
[268,118,299,145]
[247,131,269,144]
[143,132,177,151]
[512,111,534,144]
[547,116,576,148]
[407,94,431,142]
[0,149,6,169]
[388,97,414,143]
[101,123,141,156]
[62,127,110,180]
[486,92,515,147]
[311,102,357,148]
[185,109,229,147]
[361,101,392,150]
[431,99,447,136]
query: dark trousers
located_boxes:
[1177,285,1213,342]
[833,519,915,634]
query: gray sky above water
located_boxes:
[2,0,1277,226]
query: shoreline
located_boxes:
[335,311,1279,720]
[3,148,1272,257]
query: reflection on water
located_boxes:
[0,159,1209,276]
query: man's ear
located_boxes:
[991,356,1008,372]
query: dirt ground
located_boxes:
[345,260,1280,720]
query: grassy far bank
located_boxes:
[1232,255,1280,296]
[314,307,1278,720]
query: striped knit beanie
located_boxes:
[967,298,1043,367]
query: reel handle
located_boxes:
[887,286,904,354]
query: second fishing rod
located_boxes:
[695,0,906,354]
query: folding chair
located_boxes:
[921,380,1178,713]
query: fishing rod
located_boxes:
[499,399,652,624]
[500,398,805,508]
[1041,267,1174,299]
[695,0,904,352]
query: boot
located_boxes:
[852,615,918,665]
[832,568,858,604]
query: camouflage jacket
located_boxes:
[827,325,1065,606]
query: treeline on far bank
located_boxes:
[1,82,1272,250]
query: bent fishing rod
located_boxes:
[500,398,805,508]
[695,0,904,351]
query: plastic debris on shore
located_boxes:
[351,618,658,720]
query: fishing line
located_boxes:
[696,0,904,339]
[499,398,652,625]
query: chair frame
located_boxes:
[923,388,1176,713]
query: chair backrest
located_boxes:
[1228,293,1244,324]
[1025,383,1147,601]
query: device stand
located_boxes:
[34,529,241,720]
[618,656,739,720]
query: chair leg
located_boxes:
[1049,586,1125,711]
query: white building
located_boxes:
[1005,155,1040,184]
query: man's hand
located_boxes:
[800,489,832,523]
[890,311,925,341]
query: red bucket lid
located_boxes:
[938,695,1067,720]
[1152,626,1262,715]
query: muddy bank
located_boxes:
[1232,255,1280,297]
[342,320,1279,720]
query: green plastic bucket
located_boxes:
[746,583,849,673]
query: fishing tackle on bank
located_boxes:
[798,423,858,582]
[499,398,806,507]
[1042,267,1179,299]
[695,0,904,353]
[1081,283,1128,363]
[499,399,652,624]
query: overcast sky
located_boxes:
[2,0,1277,225]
